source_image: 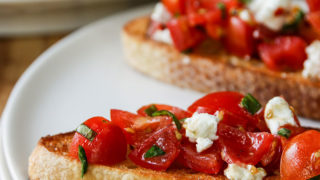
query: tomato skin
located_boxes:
[307,11,320,34]
[281,130,320,180]
[258,36,307,71]
[162,0,186,15]
[129,125,180,171]
[260,136,282,172]
[307,0,320,12]
[69,117,127,166]
[176,139,223,174]
[137,104,191,120]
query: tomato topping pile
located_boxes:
[68,91,319,178]
[148,0,320,71]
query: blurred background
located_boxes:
[0,0,155,115]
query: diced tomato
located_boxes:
[137,104,191,120]
[218,124,274,165]
[307,11,320,34]
[110,109,172,146]
[205,23,223,40]
[167,16,206,51]
[299,24,320,43]
[162,0,186,15]
[281,130,320,180]
[129,125,181,171]
[147,21,164,36]
[188,10,222,26]
[258,36,307,71]
[278,124,306,147]
[307,0,320,12]
[69,117,127,165]
[260,136,282,173]
[176,139,223,174]
[223,17,255,57]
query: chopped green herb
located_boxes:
[152,110,182,130]
[240,93,262,115]
[181,48,193,54]
[78,145,88,178]
[217,2,226,19]
[308,174,320,180]
[282,10,304,32]
[76,124,97,141]
[278,128,292,139]
[144,104,158,116]
[239,0,252,4]
[144,145,166,158]
[174,12,181,18]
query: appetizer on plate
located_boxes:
[122,0,320,120]
[29,92,320,180]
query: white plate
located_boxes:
[2,4,320,180]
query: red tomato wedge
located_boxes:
[258,36,307,71]
[129,125,181,171]
[137,104,191,120]
[307,0,320,12]
[281,130,320,180]
[218,124,274,165]
[110,109,172,146]
[176,139,223,174]
[162,0,186,15]
[307,11,320,34]
[69,117,127,165]
[260,136,282,172]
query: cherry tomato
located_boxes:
[205,23,223,40]
[69,117,127,165]
[129,125,181,171]
[260,136,282,173]
[176,139,223,174]
[307,0,320,12]
[218,124,274,165]
[281,130,320,180]
[167,16,206,51]
[162,0,186,15]
[258,36,307,71]
[307,11,320,34]
[137,104,191,120]
[110,109,172,146]
[223,17,255,57]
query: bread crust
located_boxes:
[28,132,279,180]
[121,16,320,120]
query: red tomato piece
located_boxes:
[258,36,307,71]
[188,10,222,26]
[69,117,127,165]
[223,17,255,57]
[307,11,320,34]
[218,124,274,165]
[137,104,191,120]
[167,16,206,51]
[307,0,320,12]
[260,136,282,172]
[129,125,181,171]
[281,130,320,180]
[205,23,223,40]
[110,109,172,146]
[162,0,186,15]
[176,139,223,174]
[278,124,306,147]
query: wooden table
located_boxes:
[0,34,67,116]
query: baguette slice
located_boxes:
[28,132,279,180]
[121,16,320,120]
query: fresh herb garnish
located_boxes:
[240,93,262,115]
[144,104,158,116]
[78,145,88,178]
[217,2,227,19]
[144,145,166,158]
[152,110,182,130]
[308,174,320,180]
[76,124,97,141]
[282,10,304,32]
[278,128,292,139]
[174,12,181,18]
[239,0,252,4]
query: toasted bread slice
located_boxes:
[121,16,320,120]
[28,132,279,180]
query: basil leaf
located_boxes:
[217,2,226,19]
[152,110,181,130]
[282,10,304,32]
[144,145,166,158]
[309,175,320,180]
[76,124,97,141]
[240,93,262,115]
[78,145,88,178]
[278,128,291,139]
[144,104,158,116]
[239,0,251,4]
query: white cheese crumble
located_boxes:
[264,97,298,134]
[183,112,222,153]
[224,164,267,180]
[151,28,173,44]
[151,2,172,24]
[292,0,309,13]
[239,9,252,23]
[302,40,320,80]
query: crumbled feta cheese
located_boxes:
[183,112,222,153]
[152,28,173,44]
[248,0,290,31]
[264,97,298,134]
[239,10,252,23]
[224,164,266,180]
[151,3,172,24]
[292,0,309,13]
[302,40,320,80]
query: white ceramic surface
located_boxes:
[1,3,320,180]
[0,123,12,180]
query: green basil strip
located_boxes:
[144,104,158,117]
[78,145,88,178]
[217,2,226,19]
[76,124,97,141]
[309,174,320,180]
[282,10,304,31]
[278,128,292,139]
[239,0,252,5]
[240,93,262,115]
[144,145,166,158]
[152,110,182,130]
